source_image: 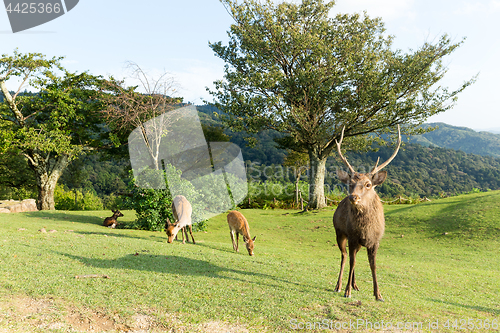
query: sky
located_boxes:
[1,0,499,131]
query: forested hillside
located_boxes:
[411,122,500,158]
[2,104,500,204]
[197,105,500,197]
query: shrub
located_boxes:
[123,166,208,232]
[54,185,104,210]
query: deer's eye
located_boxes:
[366,183,372,188]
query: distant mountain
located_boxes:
[410,123,500,158]
[474,127,500,134]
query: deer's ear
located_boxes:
[166,218,172,227]
[252,236,256,242]
[337,169,351,184]
[372,171,387,186]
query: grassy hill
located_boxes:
[410,122,500,158]
[1,192,499,332]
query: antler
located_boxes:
[370,125,402,174]
[335,126,356,174]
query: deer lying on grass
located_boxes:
[227,210,256,256]
[103,210,124,228]
[333,125,401,301]
[165,195,195,244]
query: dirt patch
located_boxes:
[0,295,250,332]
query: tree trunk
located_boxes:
[307,151,327,209]
[295,176,300,206]
[26,152,69,210]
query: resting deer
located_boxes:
[227,210,256,256]
[103,209,124,228]
[333,125,401,301]
[165,195,195,244]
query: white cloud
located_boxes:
[170,61,224,105]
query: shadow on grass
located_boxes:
[72,230,160,241]
[195,242,238,255]
[24,211,106,226]
[428,298,500,315]
[56,251,316,291]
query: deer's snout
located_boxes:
[349,194,360,204]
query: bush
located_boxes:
[123,166,208,232]
[54,185,104,210]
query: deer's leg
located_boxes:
[183,226,190,243]
[352,269,359,291]
[181,227,186,244]
[230,230,237,251]
[236,233,240,252]
[187,224,195,244]
[367,246,383,301]
[344,241,361,298]
[334,231,347,293]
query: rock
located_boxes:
[39,228,47,233]
[0,199,38,213]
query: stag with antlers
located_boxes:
[333,125,401,301]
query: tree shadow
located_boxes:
[428,298,500,315]
[71,230,156,241]
[195,242,242,255]
[24,211,107,225]
[56,251,313,291]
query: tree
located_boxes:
[283,150,309,206]
[0,50,108,210]
[100,62,182,171]
[209,0,475,209]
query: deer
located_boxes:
[103,209,124,228]
[227,210,256,256]
[333,125,401,302]
[165,195,195,244]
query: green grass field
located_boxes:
[0,191,499,332]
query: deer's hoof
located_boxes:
[344,294,351,298]
[376,298,384,302]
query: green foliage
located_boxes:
[123,167,208,232]
[58,153,129,208]
[210,0,474,208]
[0,150,36,200]
[0,50,113,210]
[124,184,173,231]
[54,185,104,211]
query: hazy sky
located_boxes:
[1,0,498,130]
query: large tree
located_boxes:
[209,0,474,209]
[0,50,108,210]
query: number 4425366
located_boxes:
[5,2,62,14]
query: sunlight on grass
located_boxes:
[1,192,499,331]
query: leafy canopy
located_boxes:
[0,50,109,158]
[209,0,475,156]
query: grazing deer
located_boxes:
[227,210,256,256]
[103,210,124,228]
[165,195,195,244]
[333,125,401,301]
